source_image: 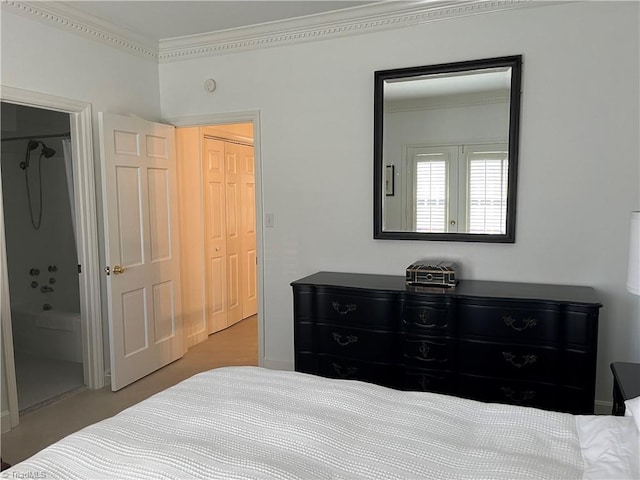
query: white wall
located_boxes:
[0,12,161,120]
[160,1,640,405]
[1,9,162,418]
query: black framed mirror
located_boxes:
[374,56,522,242]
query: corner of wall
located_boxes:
[261,358,293,372]
[594,400,613,416]
[1,410,11,433]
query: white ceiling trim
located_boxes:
[2,0,545,64]
[2,0,159,60]
[158,0,537,63]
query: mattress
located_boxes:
[5,366,639,479]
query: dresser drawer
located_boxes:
[401,369,455,394]
[316,354,397,388]
[565,309,598,347]
[458,302,561,344]
[315,290,396,328]
[314,324,395,361]
[458,375,558,410]
[401,336,454,370]
[401,299,453,335]
[458,375,591,413]
[294,322,314,352]
[295,351,319,375]
[563,350,593,388]
[458,340,562,383]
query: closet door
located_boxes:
[239,144,257,318]
[224,142,243,327]
[203,137,228,333]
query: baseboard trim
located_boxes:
[261,358,293,371]
[1,410,11,433]
[594,400,613,415]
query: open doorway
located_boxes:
[0,87,104,432]
[176,122,259,351]
[1,103,84,412]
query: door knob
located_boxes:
[112,265,125,275]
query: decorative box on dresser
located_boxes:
[292,272,602,414]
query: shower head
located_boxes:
[20,140,56,169]
[41,143,56,158]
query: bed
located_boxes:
[4,366,639,479]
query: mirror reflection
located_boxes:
[374,56,522,242]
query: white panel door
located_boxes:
[203,137,228,334]
[239,143,257,318]
[224,143,242,327]
[99,112,183,391]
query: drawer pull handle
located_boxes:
[332,332,358,347]
[419,376,431,391]
[332,301,357,315]
[503,316,537,331]
[419,373,446,391]
[416,311,447,329]
[501,387,536,403]
[418,342,448,363]
[502,352,538,368]
[418,311,431,324]
[332,363,358,379]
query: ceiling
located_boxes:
[385,68,512,101]
[65,1,376,42]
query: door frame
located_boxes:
[167,111,265,366]
[0,86,104,429]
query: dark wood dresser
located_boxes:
[292,272,602,414]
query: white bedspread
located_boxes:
[5,367,638,479]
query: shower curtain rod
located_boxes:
[1,132,71,142]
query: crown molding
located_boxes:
[386,92,509,113]
[158,0,538,63]
[1,0,158,60]
[2,0,550,64]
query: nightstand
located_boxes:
[610,362,640,415]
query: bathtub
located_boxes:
[11,304,83,363]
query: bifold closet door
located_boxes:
[224,142,243,327]
[238,143,257,319]
[203,137,229,334]
[218,140,256,327]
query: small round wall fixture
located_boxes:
[204,78,217,92]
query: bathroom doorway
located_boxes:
[1,103,85,412]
